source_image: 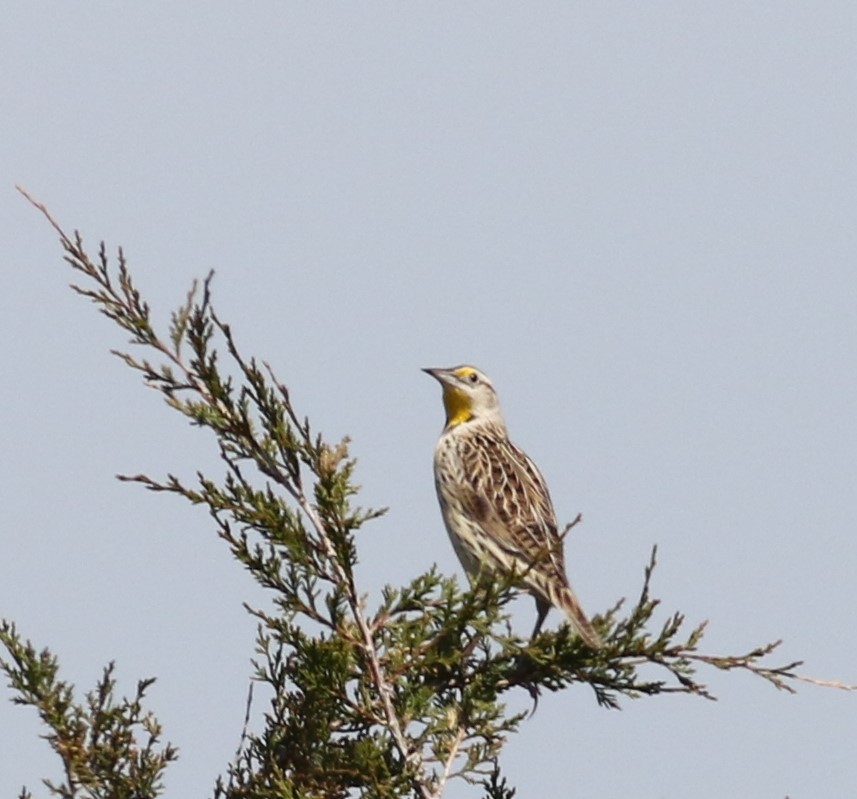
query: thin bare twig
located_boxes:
[432,727,466,799]
[16,185,74,247]
[559,513,583,542]
[792,674,857,691]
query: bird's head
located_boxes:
[423,365,504,429]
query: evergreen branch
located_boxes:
[0,622,177,799]
[9,189,852,799]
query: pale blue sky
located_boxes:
[2,4,856,797]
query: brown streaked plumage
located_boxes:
[424,365,601,647]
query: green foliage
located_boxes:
[0,622,176,799]
[2,191,831,798]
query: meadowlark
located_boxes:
[424,365,601,648]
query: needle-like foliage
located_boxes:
[3,190,851,799]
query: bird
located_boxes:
[423,365,601,648]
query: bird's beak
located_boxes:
[422,367,454,385]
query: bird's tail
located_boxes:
[555,585,603,648]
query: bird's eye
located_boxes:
[468,372,479,384]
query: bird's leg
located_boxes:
[461,631,483,661]
[531,597,550,639]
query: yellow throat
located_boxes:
[442,385,473,427]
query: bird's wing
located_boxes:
[457,431,569,584]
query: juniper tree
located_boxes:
[2,190,849,799]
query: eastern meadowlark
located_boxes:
[424,365,601,648]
